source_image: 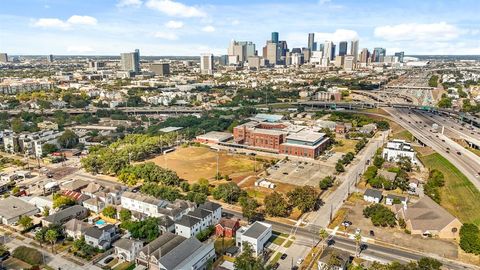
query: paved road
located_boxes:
[308,131,388,227]
[385,108,480,190]
[223,209,478,270]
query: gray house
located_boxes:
[84,224,118,250]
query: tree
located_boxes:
[376,120,390,131]
[42,206,50,217]
[58,129,79,149]
[335,162,345,173]
[121,217,160,242]
[239,196,259,223]
[287,186,319,213]
[102,205,117,219]
[319,176,335,190]
[34,229,45,247]
[119,209,132,222]
[459,223,480,255]
[212,182,244,204]
[397,157,412,172]
[354,233,362,257]
[363,204,396,227]
[264,192,289,217]
[186,191,208,204]
[18,215,33,230]
[234,242,267,270]
[42,143,59,156]
[373,155,384,168]
[45,229,59,253]
[53,195,76,209]
[180,181,190,192]
[417,257,442,270]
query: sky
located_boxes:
[1,0,479,56]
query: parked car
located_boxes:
[281,253,288,260]
[296,258,304,265]
[369,230,375,236]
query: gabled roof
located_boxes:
[218,218,239,229]
[158,237,204,269]
[199,201,222,212]
[364,189,383,199]
[176,215,201,228]
[404,196,461,231]
[43,205,87,224]
[64,218,92,233]
[113,238,142,251]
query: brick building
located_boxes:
[233,120,329,159]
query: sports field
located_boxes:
[148,146,271,183]
[419,153,480,226]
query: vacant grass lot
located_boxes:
[332,139,358,153]
[149,146,271,183]
[419,153,480,226]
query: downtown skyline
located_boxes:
[1,0,479,56]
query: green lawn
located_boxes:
[419,153,480,225]
[268,235,286,246]
[214,238,235,255]
[284,240,293,248]
[270,252,282,264]
[113,262,135,270]
[392,130,413,142]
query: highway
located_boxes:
[222,209,478,270]
[384,108,480,189]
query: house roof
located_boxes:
[43,205,87,224]
[364,189,383,199]
[158,216,174,228]
[318,247,350,266]
[140,232,186,260]
[404,196,461,232]
[218,218,239,229]
[378,170,397,182]
[60,179,89,191]
[113,238,142,250]
[386,194,407,202]
[64,218,92,233]
[199,201,222,212]
[188,208,211,219]
[122,191,165,207]
[158,237,204,269]
[0,197,39,219]
[176,215,201,228]
[242,221,271,239]
[81,182,102,194]
[85,224,115,239]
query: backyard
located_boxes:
[419,152,480,226]
[148,146,273,183]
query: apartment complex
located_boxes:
[3,130,62,157]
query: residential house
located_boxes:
[0,196,39,225]
[64,218,93,239]
[42,205,89,226]
[136,232,215,270]
[386,194,408,208]
[113,238,143,262]
[60,179,90,192]
[382,140,417,165]
[359,123,377,135]
[158,216,175,233]
[84,224,118,250]
[175,202,222,238]
[236,221,272,256]
[82,197,106,214]
[19,196,53,213]
[396,196,462,239]
[363,189,383,203]
[215,218,240,238]
[317,247,351,270]
[377,170,397,183]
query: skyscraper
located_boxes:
[394,51,405,63]
[331,44,336,60]
[47,54,54,63]
[200,53,214,75]
[338,41,348,56]
[372,47,386,62]
[323,41,334,61]
[360,48,370,63]
[308,33,315,51]
[350,40,359,62]
[228,41,256,63]
[271,32,279,43]
[265,41,278,65]
[302,48,311,63]
[121,49,140,74]
[0,53,8,63]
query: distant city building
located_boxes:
[219,55,228,65]
[350,40,359,62]
[247,56,261,70]
[334,55,344,67]
[0,53,7,63]
[338,41,348,56]
[47,54,54,63]
[291,53,302,66]
[360,48,370,63]
[395,51,405,63]
[87,61,105,71]
[200,53,214,75]
[120,49,140,74]
[372,47,386,62]
[344,55,355,71]
[308,33,315,51]
[331,44,336,60]
[265,41,278,65]
[302,48,311,63]
[271,32,279,43]
[228,40,255,63]
[323,41,334,61]
[150,62,170,76]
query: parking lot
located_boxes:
[266,153,342,187]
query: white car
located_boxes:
[296,258,304,265]
[355,228,361,235]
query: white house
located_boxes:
[113,238,143,262]
[386,194,408,209]
[382,140,417,165]
[363,189,383,204]
[236,221,272,256]
[175,202,222,238]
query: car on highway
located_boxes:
[457,151,462,155]
[281,253,288,260]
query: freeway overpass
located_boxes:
[2,106,204,116]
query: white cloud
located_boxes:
[33,15,97,30]
[318,0,331,4]
[67,15,97,26]
[231,19,240,26]
[153,31,179,40]
[316,29,359,42]
[67,45,94,53]
[146,0,206,18]
[165,20,184,29]
[374,22,461,42]
[33,18,70,29]
[117,0,142,7]
[201,25,215,32]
